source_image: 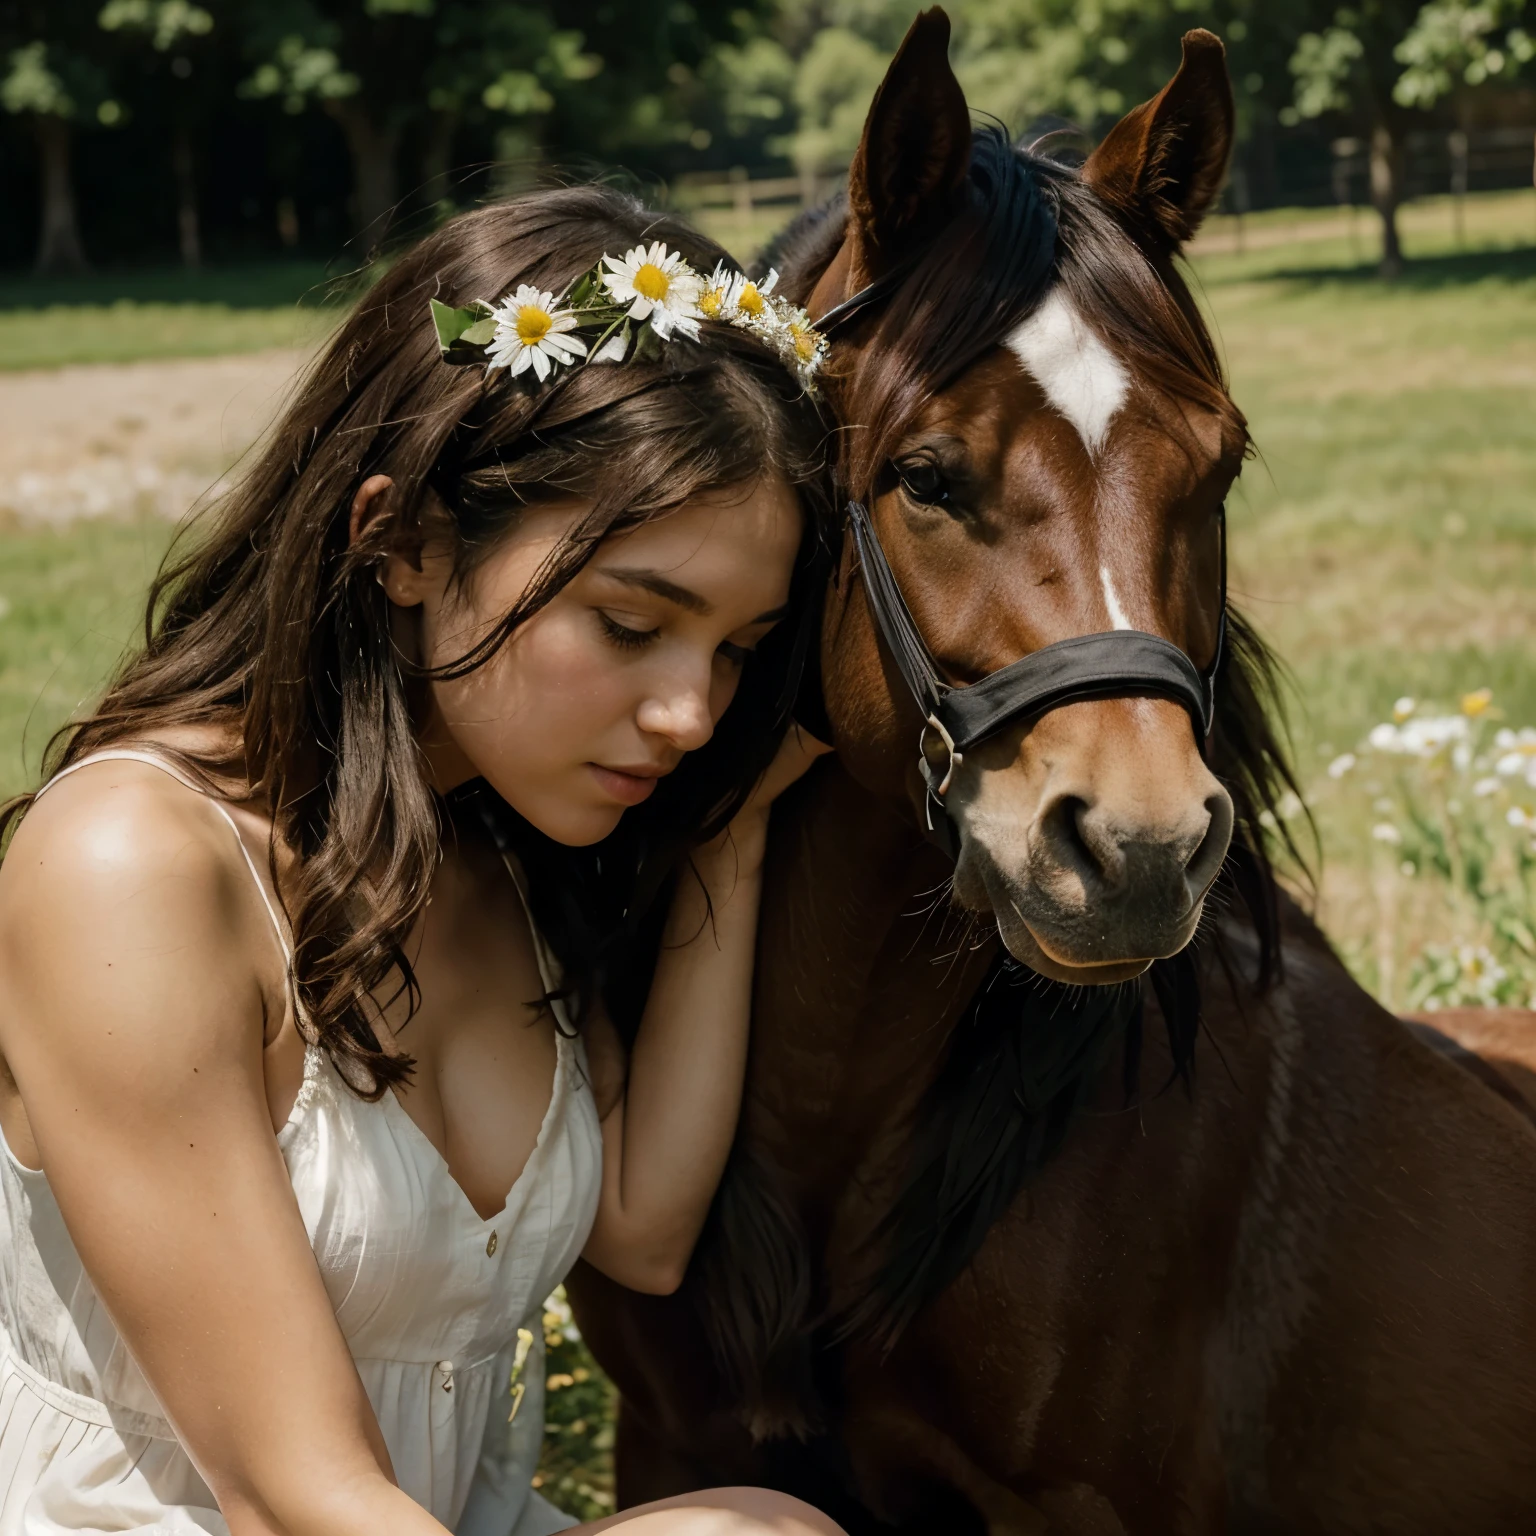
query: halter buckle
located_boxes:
[920,713,963,800]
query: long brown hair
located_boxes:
[0,187,836,1096]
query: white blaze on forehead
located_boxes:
[1099,565,1133,631]
[1004,289,1130,453]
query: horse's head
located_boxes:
[799,10,1247,985]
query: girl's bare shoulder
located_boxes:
[0,757,269,1055]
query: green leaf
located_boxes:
[430,298,496,364]
[566,269,600,308]
[430,297,479,349]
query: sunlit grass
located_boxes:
[0,518,178,797]
[0,263,349,370]
[1182,212,1536,997]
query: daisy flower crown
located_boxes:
[429,240,828,392]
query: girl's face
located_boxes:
[378,478,804,846]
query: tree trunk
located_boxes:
[330,100,401,253]
[172,122,202,270]
[33,114,88,274]
[420,108,459,214]
[1369,119,1405,279]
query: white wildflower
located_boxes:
[1371,822,1402,844]
[485,285,586,381]
[1392,696,1416,722]
[723,268,782,330]
[1368,716,1469,757]
[600,241,703,340]
[1327,752,1356,779]
[1473,776,1502,797]
[1457,943,1507,999]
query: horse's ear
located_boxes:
[846,7,971,282]
[1083,29,1234,252]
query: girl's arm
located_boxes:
[580,728,830,1294]
[0,764,450,1536]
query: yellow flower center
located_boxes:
[1461,688,1493,717]
[700,287,724,316]
[515,305,553,344]
[633,262,670,302]
[736,283,764,315]
[791,325,817,362]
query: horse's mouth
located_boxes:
[1004,919,1156,985]
[964,861,1203,986]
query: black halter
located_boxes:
[811,261,1228,858]
[847,499,1225,852]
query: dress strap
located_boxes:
[33,749,294,967]
[498,852,563,1004]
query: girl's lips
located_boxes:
[588,763,663,806]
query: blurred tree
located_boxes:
[98,1,217,268]
[232,1,757,254]
[235,1,544,252]
[1,0,124,271]
[1275,2,1434,275]
[694,2,1295,180]
[1394,0,1535,106]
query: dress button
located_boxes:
[436,1359,454,1393]
[486,1230,498,1257]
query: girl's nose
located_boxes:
[636,673,715,753]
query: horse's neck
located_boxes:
[749,761,998,1224]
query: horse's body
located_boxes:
[575,787,1536,1532]
[570,14,1536,1530]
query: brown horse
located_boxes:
[569,14,1536,1532]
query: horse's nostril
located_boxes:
[1183,789,1235,901]
[1041,792,1126,895]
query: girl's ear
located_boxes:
[350,474,431,607]
[349,474,397,548]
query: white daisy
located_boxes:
[698,261,734,321]
[723,268,781,330]
[600,241,703,340]
[486,285,586,381]
[778,305,827,383]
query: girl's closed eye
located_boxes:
[717,639,754,668]
[597,610,660,651]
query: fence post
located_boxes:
[728,165,752,226]
[1449,130,1469,247]
[1332,137,1362,264]
[1230,163,1250,255]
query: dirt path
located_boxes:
[0,349,310,527]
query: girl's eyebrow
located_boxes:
[597,568,789,626]
[599,567,712,615]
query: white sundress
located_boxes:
[0,750,604,1535]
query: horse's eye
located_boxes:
[896,461,949,506]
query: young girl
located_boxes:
[0,189,845,1536]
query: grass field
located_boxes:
[1188,196,1536,1000]
[2,189,1534,1000]
[0,262,345,369]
